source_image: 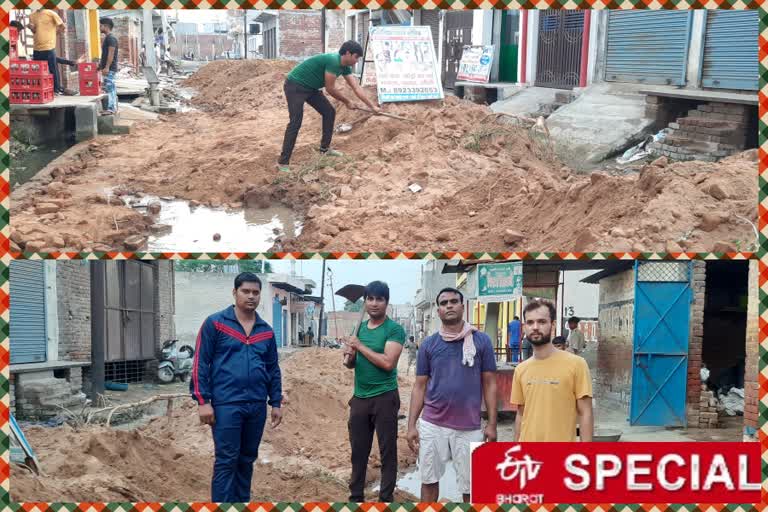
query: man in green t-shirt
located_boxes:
[342,280,406,503]
[277,41,381,172]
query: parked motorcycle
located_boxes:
[158,339,195,383]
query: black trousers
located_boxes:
[278,79,336,165]
[33,49,61,93]
[348,389,400,502]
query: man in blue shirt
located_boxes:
[507,316,522,363]
[406,287,497,502]
[190,272,283,502]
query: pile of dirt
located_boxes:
[184,59,295,113]
[11,348,418,502]
[9,59,758,253]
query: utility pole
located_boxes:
[243,10,248,60]
[318,259,326,345]
[143,9,157,71]
[328,268,340,341]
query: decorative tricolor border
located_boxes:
[0,3,765,511]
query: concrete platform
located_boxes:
[10,94,104,112]
[11,360,91,373]
[11,94,106,144]
[116,77,149,97]
[640,86,758,106]
[454,80,518,89]
[98,114,135,135]
[490,85,570,117]
[544,83,654,167]
[455,81,522,102]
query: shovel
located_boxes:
[335,283,367,365]
[352,106,412,122]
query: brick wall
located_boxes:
[325,10,347,53]
[649,99,754,162]
[588,269,635,407]
[113,17,140,72]
[170,34,235,61]
[156,261,176,354]
[279,12,323,60]
[14,367,86,420]
[145,261,175,378]
[58,10,86,91]
[57,261,92,362]
[743,259,759,440]
[686,261,706,427]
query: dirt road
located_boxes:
[11,348,418,502]
[10,60,758,253]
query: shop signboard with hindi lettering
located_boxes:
[476,262,523,303]
[361,38,377,87]
[366,25,443,103]
[456,45,495,83]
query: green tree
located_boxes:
[344,299,362,312]
[174,260,273,273]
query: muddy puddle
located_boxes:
[11,139,76,187]
[124,194,302,252]
[376,462,461,502]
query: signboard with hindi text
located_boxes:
[367,25,443,103]
[476,262,523,303]
[361,37,377,87]
[456,45,495,83]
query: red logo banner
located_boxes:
[471,442,760,504]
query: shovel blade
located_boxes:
[335,284,366,303]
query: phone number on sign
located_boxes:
[381,87,440,94]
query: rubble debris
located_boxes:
[719,387,745,417]
[11,349,417,502]
[9,60,758,253]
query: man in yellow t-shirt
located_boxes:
[28,9,65,94]
[511,299,594,442]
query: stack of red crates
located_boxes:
[79,62,101,96]
[9,59,54,104]
[9,27,18,59]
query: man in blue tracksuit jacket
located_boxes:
[190,272,283,502]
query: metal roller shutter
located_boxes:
[604,11,692,86]
[701,10,758,91]
[10,261,47,364]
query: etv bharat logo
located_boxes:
[495,445,545,504]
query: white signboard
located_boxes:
[367,25,444,103]
[361,38,377,87]
[457,45,495,84]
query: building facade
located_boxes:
[9,261,175,420]
[582,260,757,440]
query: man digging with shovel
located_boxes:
[339,280,406,503]
[277,41,381,173]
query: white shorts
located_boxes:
[418,419,484,495]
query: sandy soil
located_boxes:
[10,59,758,253]
[11,348,418,502]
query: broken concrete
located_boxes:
[543,83,655,167]
[490,85,569,118]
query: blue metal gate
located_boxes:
[605,11,693,86]
[272,296,283,347]
[10,261,47,364]
[701,11,759,91]
[630,261,692,427]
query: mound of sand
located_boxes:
[11,348,418,502]
[10,59,758,253]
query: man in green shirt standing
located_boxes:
[342,280,406,503]
[278,41,381,172]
